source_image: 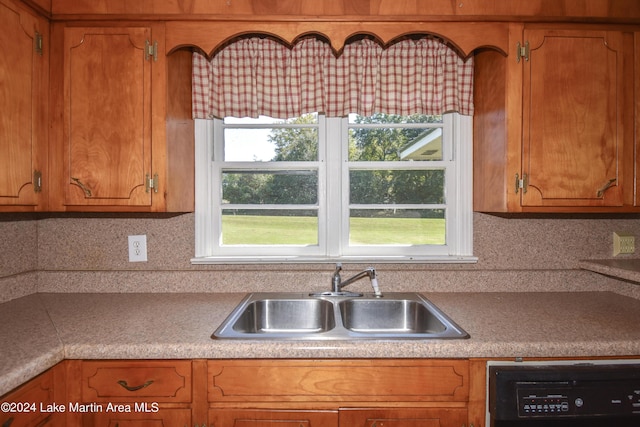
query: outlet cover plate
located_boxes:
[128,235,148,262]
[613,232,635,256]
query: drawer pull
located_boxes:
[596,178,616,198]
[117,379,154,391]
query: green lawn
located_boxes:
[221,215,445,245]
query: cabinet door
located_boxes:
[0,0,47,210]
[62,26,153,208]
[81,408,191,427]
[209,409,339,427]
[339,408,467,427]
[0,369,57,427]
[521,29,624,207]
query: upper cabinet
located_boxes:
[521,29,624,208]
[63,26,154,208]
[50,25,157,211]
[0,0,48,212]
[48,23,193,212]
[474,25,633,212]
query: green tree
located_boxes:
[349,114,444,212]
[270,115,318,161]
[264,115,319,207]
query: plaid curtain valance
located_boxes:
[192,37,474,119]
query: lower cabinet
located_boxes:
[2,359,479,427]
[209,409,339,427]
[208,408,467,427]
[0,368,59,427]
[339,408,468,427]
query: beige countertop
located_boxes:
[580,259,640,283]
[2,291,640,396]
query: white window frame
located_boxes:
[192,113,476,264]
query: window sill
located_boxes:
[191,255,478,265]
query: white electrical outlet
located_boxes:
[613,232,635,256]
[128,235,148,262]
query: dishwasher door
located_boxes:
[487,360,640,427]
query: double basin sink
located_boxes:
[213,292,469,340]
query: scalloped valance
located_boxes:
[192,36,473,119]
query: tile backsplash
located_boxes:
[2,212,640,302]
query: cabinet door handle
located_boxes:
[2,416,14,427]
[117,379,153,391]
[596,178,616,198]
[71,177,92,197]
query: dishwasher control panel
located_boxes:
[516,384,640,417]
[519,393,570,415]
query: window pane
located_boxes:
[348,114,443,162]
[224,128,277,161]
[221,210,318,245]
[222,171,318,205]
[223,114,319,161]
[350,170,445,204]
[349,209,445,245]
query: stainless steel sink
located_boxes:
[231,298,335,334]
[339,299,447,334]
[213,292,468,340]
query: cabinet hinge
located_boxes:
[34,31,43,56]
[145,40,158,62]
[515,173,528,194]
[516,41,529,63]
[146,173,159,193]
[33,170,42,193]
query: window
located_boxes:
[193,112,474,263]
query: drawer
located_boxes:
[208,359,469,403]
[82,360,191,402]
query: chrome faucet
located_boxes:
[331,263,382,297]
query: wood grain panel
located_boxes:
[50,0,640,21]
[208,359,468,403]
[522,29,624,207]
[63,26,152,206]
[165,20,509,57]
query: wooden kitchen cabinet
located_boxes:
[474,25,632,212]
[51,25,156,210]
[207,359,470,427]
[48,23,193,212]
[0,0,48,212]
[0,367,59,427]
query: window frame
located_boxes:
[192,113,476,264]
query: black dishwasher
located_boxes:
[488,361,640,427]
